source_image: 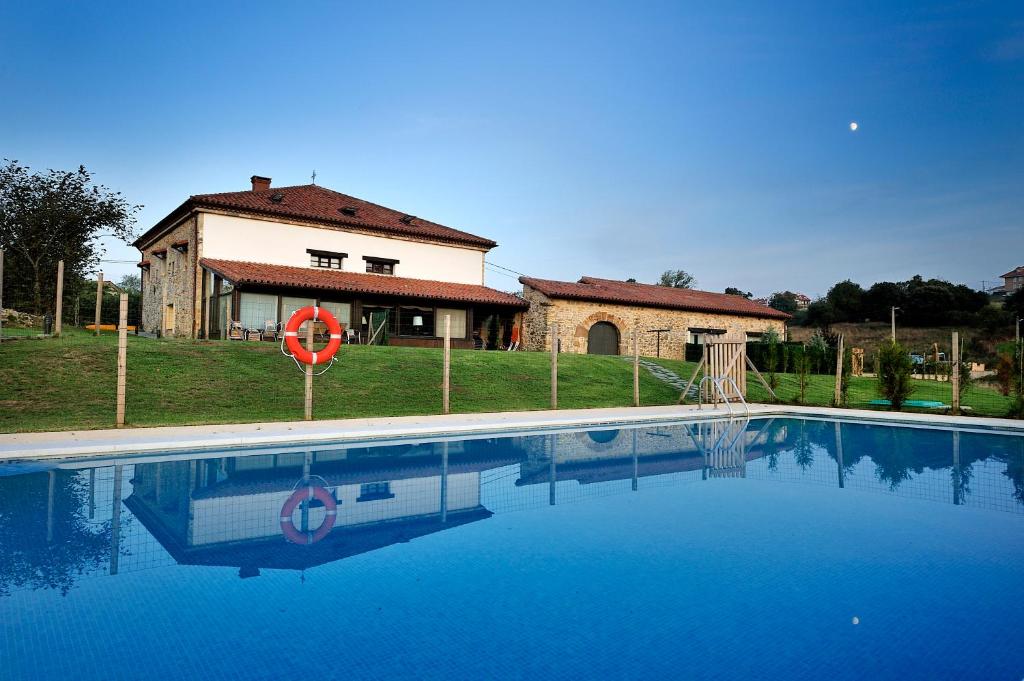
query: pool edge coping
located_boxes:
[2,404,1023,462]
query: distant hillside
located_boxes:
[788,322,1012,363]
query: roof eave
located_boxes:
[194,200,497,250]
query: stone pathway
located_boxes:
[624,357,698,398]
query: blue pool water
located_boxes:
[1,417,1022,680]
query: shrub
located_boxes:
[795,349,810,403]
[766,337,779,391]
[877,341,914,410]
[994,353,1014,396]
[1007,395,1024,419]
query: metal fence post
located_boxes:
[550,322,558,410]
[951,331,960,415]
[443,314,451,415]
[116,294,128,427]
[54,260,64,337]
[94,272,104,335]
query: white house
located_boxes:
[134,175,527,347]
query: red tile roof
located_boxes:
[137,260,151,268]
[520,275,791,320]
[201,258,527,308]
[1001,266,1024,278]
[137,184,496,249]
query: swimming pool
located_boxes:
[1,417,1021,680]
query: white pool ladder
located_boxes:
[697,376,749,417]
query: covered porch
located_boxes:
[198,258,527,349]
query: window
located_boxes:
[319,301,352,329]
[307,249,346,269]
[364,256,398,275]
[357,481,394,502]
[688,328,725,345]
[398,306,434,337]
[434,308,467,338]
[281,296,315,331]
[239,292,278,330]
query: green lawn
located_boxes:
[0,330,681,433]
[2,332,1016,433]
[650,357,1016,418]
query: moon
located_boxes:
[849,122,859,132]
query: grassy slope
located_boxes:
[0,331,680,433]
[651,357,1014,417]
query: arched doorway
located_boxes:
[587,321,620,355]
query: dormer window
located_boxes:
[308,249,346,270]
[364,256,398,275]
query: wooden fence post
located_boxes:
[0,248,4,340]
[94,272,104,335]
[304,320,314,420]
[54,260,64,337]
[550,322,558,410]
[116,294,128,427]
[833,334,844,406]
[951,331,960,415]
[633,327,640,407]
[443,314,451,415]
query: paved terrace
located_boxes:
[2,404,1023,462]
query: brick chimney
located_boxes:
[250,175,271,191]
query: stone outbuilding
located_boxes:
[518,276,789,358]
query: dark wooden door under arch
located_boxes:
[587,321,620,355]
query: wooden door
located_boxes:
[587,322,620,355]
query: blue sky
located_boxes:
[2,0,1021,297]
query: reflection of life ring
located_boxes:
[284,306,342,365]
[280,484,337,545]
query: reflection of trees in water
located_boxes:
[793,422,815,471]
[1004,446,1024,505]
[0,471,112,596]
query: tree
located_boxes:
[724,287,752,298]
[768,291,799,314]
[804,299,836,328]
[863,281,906,322]
[825,280,865,322]
[117,273,141,291]
[658,269,696,289]
[0,160,140,314]
[1005,288,1024,323]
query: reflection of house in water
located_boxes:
[515,420,788,488]
[125,440,520,575]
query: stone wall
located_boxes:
[520,284,786,359]
[139,215,200,337]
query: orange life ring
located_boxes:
[284,306,342,365]
[280,484,337,545]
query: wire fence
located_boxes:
[1,309,1023,433]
